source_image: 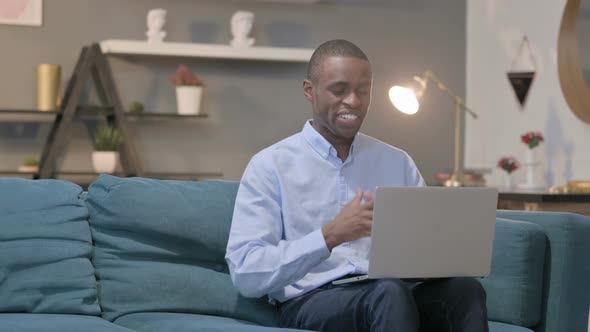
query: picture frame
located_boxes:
[0,0,43,27]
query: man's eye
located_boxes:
[331,90,345,95]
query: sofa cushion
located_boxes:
[0,179,100,315]
[0,314,135,332]
[480,218,546,327]
[86,175,279,325]
[115,312,314,332]
[488,321,534,332]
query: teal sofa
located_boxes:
[0,175,588,332]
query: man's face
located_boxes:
[304,56,372,143]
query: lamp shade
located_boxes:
[389,85,420,115]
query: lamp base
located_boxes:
[444,174,463,187]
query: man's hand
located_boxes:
[322,188,374,251]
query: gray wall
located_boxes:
[0,0,465,183]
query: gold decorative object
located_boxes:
[567,181,590,193]
[389,70,478,187]
[548,185,568,193]
[36,64,61,111]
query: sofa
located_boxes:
[0,174,588,332]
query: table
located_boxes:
[498,190,590,217]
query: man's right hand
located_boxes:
[322,188,374,252]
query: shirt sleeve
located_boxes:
[405,153,426,187]
[225,154,331,298]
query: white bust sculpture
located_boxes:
[146,8,167,43]
[230,10,255,48]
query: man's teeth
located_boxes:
[339,114,358,120]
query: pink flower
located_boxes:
[169,65,203,86]
[520,131,544,149]
[497,157,519,174]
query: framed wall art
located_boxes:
[0,0,42,27]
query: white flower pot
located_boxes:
[92,151,119,174]
[17,165,39,173]
[175,86,203,115]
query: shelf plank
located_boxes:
[125,112,209,121]
[0,109,58,122]
[0,108,208,122]
[100,39,313,62]
[0,171,223,184]
[0,171,36,176]
[54,171,222,178]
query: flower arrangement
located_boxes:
[497,157,519,174]
[521,131,544,149]
[169,64,203,86]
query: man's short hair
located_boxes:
[307,39,369,82]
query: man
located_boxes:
[225,39,489,332]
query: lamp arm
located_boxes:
[423,71,478,119]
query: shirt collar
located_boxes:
[302,120,358,160]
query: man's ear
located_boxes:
[303,79,313,102]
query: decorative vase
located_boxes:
[518,148,544,190]
[92,151,118,173]
[503,173,514,189]
[37,64,61,111]
[175,86,203,115]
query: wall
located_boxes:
[466,0,590,188]
[0,0,466,182]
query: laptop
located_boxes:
[332,186,498,285]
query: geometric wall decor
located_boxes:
[507,36,537,110]
[507,71,535,108]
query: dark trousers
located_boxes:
[278,277,489,332]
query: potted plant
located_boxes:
[128,101,145,113]
[169,64,204,115]
[18,157,39,173]
[92,126,123,174]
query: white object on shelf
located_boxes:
[146,8,167,43]
[100,40,313,62]
[176,86,203,115]
[230,10,255,48]
[92,151,118,174]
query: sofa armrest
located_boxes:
[496,210,590,332]
[481,218,546,327]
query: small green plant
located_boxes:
[94,126,123,151]
[23,157,39,167]
[128,101,145,113]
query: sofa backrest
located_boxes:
[497,210,590,332]
[86,175,279,325]
[0,179,101,315]
[480,218,546,328]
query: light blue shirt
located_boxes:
[225,121,425,303]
